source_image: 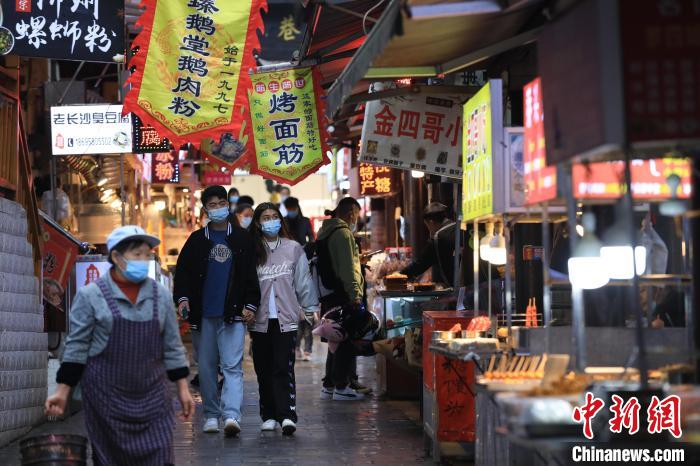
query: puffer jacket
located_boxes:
[251,238,319,333]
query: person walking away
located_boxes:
[249,203,319,435]
[278,186,291,217]
[401,202,460,287]
[46,226,194,466]
[284,197,315,246]
[232,203,254,230]
[174,185,260,436]
[315,197,366,401]
[228,187,240,214]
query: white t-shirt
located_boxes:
[267,240,279,319]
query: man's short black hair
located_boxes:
[283,196,300,209]
[334,196,361,219]
[238,195,254,206]
[108,239,149,265]
[228,187,239,197]
[202,185,227,206]
[279,185,291,194]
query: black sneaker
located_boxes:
[349,380,372,394]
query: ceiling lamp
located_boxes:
[568,212,609,289]
[411,170,425,178]
[600,204,646,280]
[488,222,507,265]
[659,174,687,217]
[479,222,494,261]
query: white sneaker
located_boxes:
[281,419,296,436]
[332,386,365,401]
[320,387,334,400]
[223,418,241,437]
[303,352,311,361]
[261,419,277,431]
[202,418,219,433]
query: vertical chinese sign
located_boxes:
[523,78,557,205]
[151,152,180,184]
[124,0,267,147]
[0,0,124,61]
[132,115,171,153]
[358,163,399,197]
[359,94,462,178]
[462,81,500,221]
[248,67,330,184]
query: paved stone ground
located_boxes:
[0,338,443,465]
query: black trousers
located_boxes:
[322,339,355,389]
[251,319,297,423]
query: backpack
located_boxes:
[308,225,348,307]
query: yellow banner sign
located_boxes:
[248,67,329,184]
[124,0,266,147]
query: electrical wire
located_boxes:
[363,0,387,35]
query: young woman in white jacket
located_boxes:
[249,202,319,435]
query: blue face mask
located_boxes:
[229,196,239,204]
[261,219,282,236]
[287,210,298,219]
[240,216,253,229]
[207,206,229,223]
[121,259,150,283]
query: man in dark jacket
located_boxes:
[401,202,460,287]
[174,185,260,437]
[284,196,314,246]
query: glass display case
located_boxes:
[376,288,454,338]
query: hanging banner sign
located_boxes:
[151,152,180,184]
[572,158,691,200]
[199,105,251,170]
[0,0,125,62]
[124,0,267,147]
[358,163,399,197]
[248,67,329,185]
[359,94,462,178]
[50,104,132,155]
[462,80,503,221]
[132,115,172,154]
[41,219,79,290]
[523,78,557,205]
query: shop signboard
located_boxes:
[50,104,132,155]
[359,94,463,179]
[41,218,79,290]
[202,164,231,185]
[248,67,330,185]
[258,2,306,63]
[523,78,557,205]
[123,0,266,147]
[132,115,171,154]
[0,0,124,62]
[462,80,503,221]
[572,158,691,200]
[151,152,180,184]
[358,163,399,197]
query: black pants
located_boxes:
[322,339,355,389]
[251,319,297,423]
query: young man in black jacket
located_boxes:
[174,186,260,437]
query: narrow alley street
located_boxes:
[0,340,433,465]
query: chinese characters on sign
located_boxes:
[132,115,171,154]
[0,0,124,61]
[462,81,502,221]
[573,391,682,440]
[358,163,398,197]
[359,95,463,178]
[523,78,557,205]
[50,104,132,155]
[572,158,691,200]
[202,164,231,185]
[41,218,79,290]
[620,0,700,143]
[151,152,180,184]
[124,0,266,147]
[248,67,329,184]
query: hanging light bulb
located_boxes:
[659,174,687,217]
[568,212,609,289]
[488,222,507,265]
[411,170,425,179]
[479,222,494,261]
[600,203,646,279]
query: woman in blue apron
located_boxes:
[45,226,194,466]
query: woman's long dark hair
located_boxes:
[252,202,292,266]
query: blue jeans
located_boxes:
[191,318,245,421]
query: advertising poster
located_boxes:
[50,104,132,155]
